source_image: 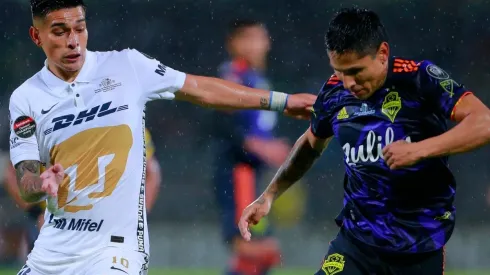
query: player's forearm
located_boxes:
[4,178,31,209]
[260,133,323,202]
[177,75,281,111]
[15,160,46,203]
[416,111,490,158]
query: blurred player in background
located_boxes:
[214,19,287,275]
[143,128,161,213]
[3,164,44,255]
[239,7,490,275]
[11,0,314,274]
[3,127,160,259]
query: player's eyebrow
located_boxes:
[50,18,86,28]
[333,66,364,74]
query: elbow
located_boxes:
[482,112,490,141]
[181,75,215,107]
[471,110,490,143]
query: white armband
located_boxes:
[268,91,289,112]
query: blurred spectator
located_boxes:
[212,19,286,275]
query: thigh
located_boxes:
[314,231,376,275]
[83,247,149,275]
[387,248,445,275]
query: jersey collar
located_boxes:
[41,50,96,90]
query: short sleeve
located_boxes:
[126,49,187,101]
[9,94,40,166]
[310,76,341,139]
[418,61,472,120]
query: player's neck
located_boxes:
[375,61,390,91]
[47,61,81,83]
[233,56,266,71]
[249,59,266,71]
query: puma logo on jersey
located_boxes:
[49,215,104,232]
[44,101,128,135]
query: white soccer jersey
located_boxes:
[9,49,185,273]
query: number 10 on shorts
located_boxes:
[113,256,130,269]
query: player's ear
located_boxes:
[377,42,389,64]
[29,26,42,47]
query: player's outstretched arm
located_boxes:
[14,160,45,203]
[238,128,332,241]
[175,74,316,119]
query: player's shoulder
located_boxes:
[90,49,136,64]
[391,57,448,79]
[317,74,347,102]
[9,72,45,107]
[90,48,156,66]
[390,57,454,91]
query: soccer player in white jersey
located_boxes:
[11,1,316,274]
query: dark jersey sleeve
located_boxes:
[310,75,342,139]
[418,61,472,120]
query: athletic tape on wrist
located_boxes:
[269,91,289,112]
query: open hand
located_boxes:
[238,196,273,241]
[284,93,317,120]
[40,163,65,197]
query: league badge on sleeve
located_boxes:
[13,116,36,138]
[439,79,455,98]
[426,64,450,80]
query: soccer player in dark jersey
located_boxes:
[238,7,490,275]
[213,19,286,275]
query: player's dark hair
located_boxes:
[325,8,388,56]
[31,0,86,19]
[227,19,263,38]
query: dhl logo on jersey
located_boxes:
[393,58,420,73]
[44,101,129,136]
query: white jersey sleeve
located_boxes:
[126,48,187,101]
[9,93,40,166]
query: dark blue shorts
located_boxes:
[315,228,445,275]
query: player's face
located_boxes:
[230,26,270,64]
[328,43,389,100]
[30,6,88,74]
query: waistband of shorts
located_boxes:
[340,226,443,259]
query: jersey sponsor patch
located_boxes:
[13,116,36,138]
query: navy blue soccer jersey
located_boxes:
[311,57,472,253]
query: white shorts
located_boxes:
[19,246,149,275]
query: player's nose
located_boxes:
[67,31,79,49]
[342,75,356,90]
